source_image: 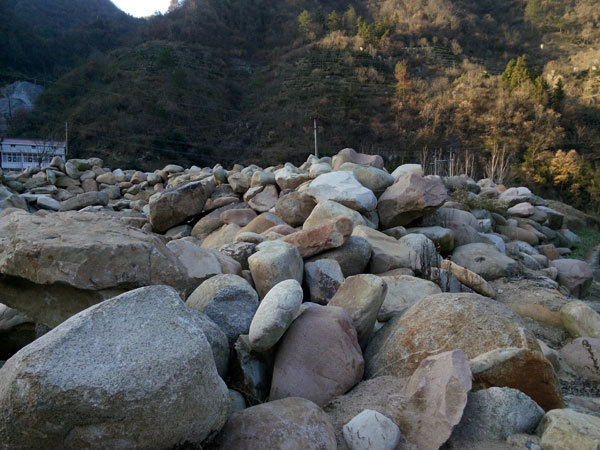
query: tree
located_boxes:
[550,78,565,111]
[168,0,181,12]
[394,61,411,98]
[327,11,343,33]
[298,10,315,41]
[343,6,358,34]
[525,0,544,24]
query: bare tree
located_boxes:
[485,142,512,184]
[420,146,431,174]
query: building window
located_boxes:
[28,156,33,163]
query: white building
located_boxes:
[0,138,66,171]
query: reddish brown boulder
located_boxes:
[332,148,384,170]
[270,305,364,407]
[280,217,353,258]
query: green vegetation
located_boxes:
[572,227,600,260]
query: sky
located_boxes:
[111,0,171,17]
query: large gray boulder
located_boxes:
[307,171,377,213]
[248,240,303,299]
[0,285,230,448]
[186,274,259,344]
[377,173,447,228]
[149,179,214,233]
[451,243,519,280]
[0,211,190,327]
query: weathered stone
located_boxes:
[537,408,600,450]
[303,199,367,230]
[343,409,402,450]
[229,335,270,404]
[167,237,241,285]
[280,216,352,257]
[0,212,190,327]
[406,226,455,253]
[307,235,371,277]
[186,274,259,344]
[215,397,337,449]
[220,207,257,227]
[332,148,384,170]
[450,387,544,441]
[451,243,519,280]
[0,286,230,448]
[364,293,541,379]
[470,347,563,411]
[191,202,245,240]
[560,338,600,381]
[377,173,448,228]
[307,171,377,213]
[248,184,278,213]
[0,303,35,359]
[386,350,472,450]
[194,312,230,379]
[440,259,496,298]
[218,241,257,270]
[274,191,316,227]
[497,225,540,246]
[391,163,423,179]
[248,240,303,299]
[507,202,535,217]
[378,275,441,321]
[270,305,364,407]
[551,259,594,298]
[237,212,286,236]
[338,162,394,195]
[201,223,241,249]
[149,179,213,233]
[275,163,311,190]
[560,301,600,339]
[59,191,109,211]
[329,274,387,347]
[249,279,303,352]
[304,259,344,304]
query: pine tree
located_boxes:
[327,11,343,33]
[550,78,565,111]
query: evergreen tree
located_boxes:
[343,6,357,34]
[550,78,565,111]
[327,11,343,33]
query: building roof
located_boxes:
[0,138,65,146]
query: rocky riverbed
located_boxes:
[0,147,599,449]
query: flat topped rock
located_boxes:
[0,211,189,326]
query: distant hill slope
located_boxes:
[0,0,138,81]
[6,0,600,211]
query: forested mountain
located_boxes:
[4,0,600,209]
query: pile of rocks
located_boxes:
[0,147,599,449]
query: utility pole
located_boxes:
[313,118,319,158]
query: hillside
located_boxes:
[6,0,600,209]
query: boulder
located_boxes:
[280,216,352,258]
[237,212,286,236]
[560,301,600,339]
[191,202,245,240]
[343,410,402,450]
[218,241,257,270]
[386,350,472,450]
[229,335,271,405]
[378,275,441,321]
[451,243,519,280]
[332,148,384,170]
[167,237,241,284]
[560,338,600,381]
[307,171,377,213]
[470,347,563,411]
[270,305,364,407]
[304,259,345,304]
[329,274,387,347]
[274,191,316,227]
[303,199,367,230]
[0,286,230,448]
[248,240,303,299]
[0,211,190,327]
[201,223,241,249]
[337,162,394,195]
[439,260,496,298]
[537,409,600,450]
[220,208,257,227]
[186,274,259,344]
[550,259,594,298]
[497,225,540,246]
[306,236,371,277]
[149,179,213,233]
[364,293,542,379]
[248,279,303,352]
[450,387,544,441]
[391,163,423,179]
[377,173,447,228]
[406,226,455,253]
[215,397,337,449]
[0,303,36,359]
[59,191,109,211]
[507,202,535,217]
[275,163,311,190]
[247,184,278,213]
